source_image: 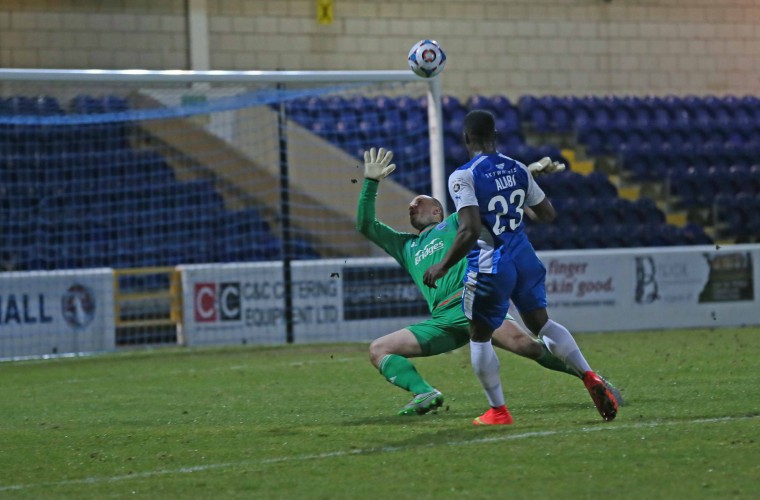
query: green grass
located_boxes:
[1,327,759,499]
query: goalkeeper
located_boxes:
[357,147,622,417]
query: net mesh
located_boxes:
[0,75,435,357]
[0,79,432,272]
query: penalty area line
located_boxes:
[1,414,757,492]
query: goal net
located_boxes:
[0,69,444,358]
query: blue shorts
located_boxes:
[463,269,513,330]
[462,242,547,330]
[510,241,547,314]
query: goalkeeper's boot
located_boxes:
[398,389,444,416]
[583,371,619,421]
[473,405,513,426]
[598,374,625,407]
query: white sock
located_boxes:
[539,320,592,376]
[470,340,505,408]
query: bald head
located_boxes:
[408,195,444,231]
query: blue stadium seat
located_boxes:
[633,198,665,224]
[747,164,760,192]
[496,107,521,134]
[324,95,347,117]
[550,197,579,226]
[103,95,128,113]
[582,225,608,248]
[289,237,320,260]
[396,96,422,120]
[6,96,38,115]
[726,165,753,195]
[577,123,605,155]
[441,95,463,115]
[668,168,695,206]
[705,166,733,196]
[682,223,713,245]
[32,96,63,115]
[524,224,546,250]
[500,132,524,152]
[517,95,540,117]
[467,94,491,111]
[349,95,373,113]
[586,171,617,197]
[336,116,360,145]
[550,104,574,134]
[605,224,635,247]
[539,225,565,250]
[445,141,468,168]
[375,95,397,112]
[562,225,591,249]
[489,95,512,116]
[587,198,619,226]
[650,224,683,247]
[70,95,107,114]
[529,105,551,133]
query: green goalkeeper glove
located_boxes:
[363,147,396,181]
[528,157,566,176]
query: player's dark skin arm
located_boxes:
[423,205,480,288]
[527,198,556,223]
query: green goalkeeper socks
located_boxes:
[535,342,582,378]
[378,354,435,395]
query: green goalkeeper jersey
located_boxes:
[356,179,466,313]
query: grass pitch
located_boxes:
[1,327,758,499]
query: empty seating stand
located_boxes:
[0,94,318,272]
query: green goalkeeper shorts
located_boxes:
[408,298,514,357]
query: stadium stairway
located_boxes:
[130,92,412,259]
[518,102,722,247]
[519,94,760,245]
[548,145,715,246]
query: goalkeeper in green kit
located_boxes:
[356,147,623,418]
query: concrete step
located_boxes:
[560,148,594,175]
[666,211,689,227]
[573,160,595,175]
[617,185,641,201]
[561,148,576,163]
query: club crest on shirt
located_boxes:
[452,183,461,192]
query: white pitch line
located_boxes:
[1,414,757,492]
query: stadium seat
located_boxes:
[517,95,540,118]
[563,225,592,249]
[539,225,565,250]
[70,95,108,114]
[441,94,462,115]
[289,237,320,260]
[395,95,422,120]
[682,223,713,245]
[607,224,636,247]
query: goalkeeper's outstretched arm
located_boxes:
[355,147,412,263]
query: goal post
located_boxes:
[0,68,445,356]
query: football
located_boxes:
[408,39,446,78]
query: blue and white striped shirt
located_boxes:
[449,152,545,273]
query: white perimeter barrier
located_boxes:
[179,260,428,345]
[3,245,756,358]
[0,269,115,359]
[180,244,760,346]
